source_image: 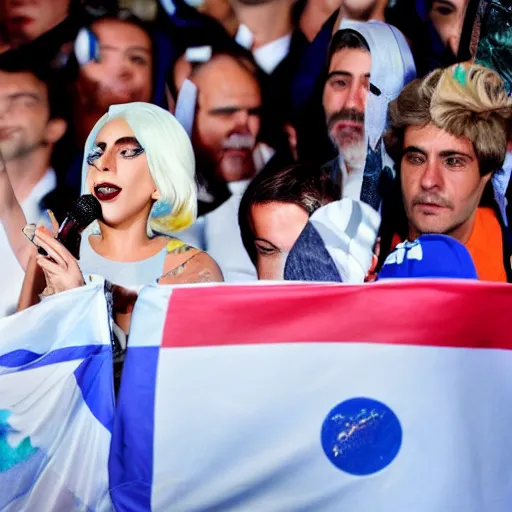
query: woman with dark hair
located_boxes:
[238,162,340,279]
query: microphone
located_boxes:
[38,194,103,260]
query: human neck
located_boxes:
[345,162,363,174]
[340,155,364,175]
[234,0,293,49]
[7,148,51,203]
[341,0,387,21]
[408,209,479,245]
[218,162,256,183]
[96,215,156,262]
[299,0,339,41]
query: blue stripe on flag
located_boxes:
[74,346,114,433]
[0,345,108,371]
[0,350,41,367]
[109,346,159,511]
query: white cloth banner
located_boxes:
[2,280,512,511]
[112,280,512,511]
[0,283,114,511]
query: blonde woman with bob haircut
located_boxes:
[0,103,223,311]
[383,63,512,282]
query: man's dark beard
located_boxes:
[327,109,365,132]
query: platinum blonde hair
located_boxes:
[81,102,197,236]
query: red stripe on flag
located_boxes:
[162,281,512,350]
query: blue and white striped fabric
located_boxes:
[285,198,381,283]
[0,283,114,511]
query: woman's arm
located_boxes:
[0,161,34,271]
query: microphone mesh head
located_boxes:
[73,194,103,227]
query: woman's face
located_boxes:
[429,0,469,56]
[250,201,309,280]
[86,117,159,231]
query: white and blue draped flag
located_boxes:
[2,280,512,511]
[0,283,114,511]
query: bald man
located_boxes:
[175,53,263,282]
[191,53,262,186]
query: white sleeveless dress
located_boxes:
[78,236,169,289]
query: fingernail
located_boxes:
[36,225,51,235]
[47,209,58,228]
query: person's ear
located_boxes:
[46,118,67,144]
[151,189,161,201]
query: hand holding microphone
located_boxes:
[23,195,102,297]
[36,194,103,260]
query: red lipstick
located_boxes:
[94,183,122,201]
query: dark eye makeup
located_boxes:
[87,147,103,165]
[120,145,144,158]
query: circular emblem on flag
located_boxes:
[321,397,402,476]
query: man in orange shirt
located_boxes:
[383,63,512,282]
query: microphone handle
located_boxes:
[37,216,83,260]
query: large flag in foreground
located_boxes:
[0,283,114,511]
[112,280,512,512]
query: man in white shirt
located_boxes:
[230,0,294,74]
[229,0,308,157]
[0,66,66,317]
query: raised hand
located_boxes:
[33,227,85,296]
[0,149,33,270]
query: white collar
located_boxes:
[22,168,56,208]
[235,24,291,74]
[227,179,251,194]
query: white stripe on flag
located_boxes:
[152,342,512,511]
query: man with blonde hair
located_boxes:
[383,62,512,282]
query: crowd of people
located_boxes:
[0,0,510,323]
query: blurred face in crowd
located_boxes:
[197,0,237,35]
[229,0,280,6]
[1,0,70,45]
[0,71,65,162]
[401,123,491,243]
[323,46,371,169]
[429,0,469,56]
[86,117,158,230]
[250,201,309,280]
[341,0,386,21]
[78,19,152,113]
[192,55,261,182]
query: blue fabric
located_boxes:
[284,222,342,282]
[0,345,109,370]
[153,30,176,108]
[109,346,160,511]
[290,12,335,115]
[378,235,479,280]
[360,144,384,211]
[73,347,115,433]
